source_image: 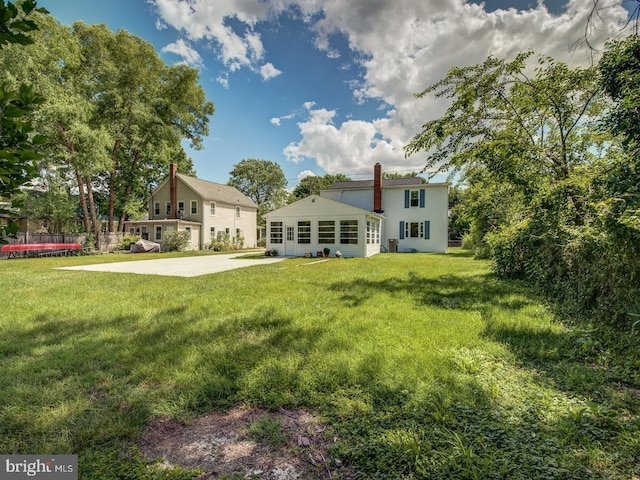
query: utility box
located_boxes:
[388,239,398,253]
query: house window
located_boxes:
[235,206,241,219]
[410,190,419,207]
[366,220,379,244]
[210,202,216,216]
[166,202,171,215]
[340,220,358,244]
[318,220,335,244]
[155,225,162,241]
[405,222,420,238]
[154,202,160,216]
[286,226,294,241]
[185,226,192,242]
[270,222,283,244]
[128,227,135,234]
[191,200,197,214]
[210,226,216,239]
[178,201,185,216]
[297,221,311,244]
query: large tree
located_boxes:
[290,173,351,200]
[0,0,48,242]
[72,22,214,232]
[405,52,606,247]
[227,159,287,225]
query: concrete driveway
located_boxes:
[58,252,286,277]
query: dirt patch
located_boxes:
[139,407,349,479]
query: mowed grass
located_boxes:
[1,250,638,479]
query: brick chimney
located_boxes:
[169,163,177,219]
[373,163,383,213]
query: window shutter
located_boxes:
[424,220,430,239]
[404,190,410,208]
[399,221,405,239]
[419,189,425,208]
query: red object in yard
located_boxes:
[1,243,82,259]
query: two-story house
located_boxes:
[265,163,448,257]
[124,164,258,250]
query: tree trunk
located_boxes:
[74,167,91,235]
[85,176,101,248]
[108,138,121,233]
[117,150,140,232]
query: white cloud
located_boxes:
[260,62,282,80]
[297,170,316,181]
[161,38,203,67]
[283,0,630,176]
[270,117,281,126]
[151,0,283,77]
[151,0,631,177]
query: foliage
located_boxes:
[0,16,213,236]
[0,252,638,478]
[117,234,140,251]
[406,50,640,325]
[0,0,48,243]
[162,230,190,252]
[227,158,287,225]
[290,172,351,200]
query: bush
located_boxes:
[257,237,266,248]
[117,234,140,251]
[163,230,190,252]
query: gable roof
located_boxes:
[265,195,384,218]
[328,178,424,190]
[167,173,257,209]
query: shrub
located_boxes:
[162,230,190,252]
[117,234,140,251]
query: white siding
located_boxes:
[325,184,449,253]
[265,196,382,258]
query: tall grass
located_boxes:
[0,251,638,478]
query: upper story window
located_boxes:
[235,206,241,219]
[154,202,160,216]
[166,202,171,215]
[178,201,185,216]
[410,190,419,207]
[191,200,197,215]
[405,189,425,208]
[210,202,216,216]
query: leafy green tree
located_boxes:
[0,0,48,242]
[290,173,351,200]
[72,23,214,232]
[598,35,640,240]
[383,171,425,182]
[406,53,606,253]
[228,159,288,225]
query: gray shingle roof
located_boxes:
[177,173,258,209]
[328,177,424,190]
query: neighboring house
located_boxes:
[320,163,449,253]
[124,164,258,250]
[265,195,384,258]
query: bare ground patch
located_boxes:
[139,407,350,479]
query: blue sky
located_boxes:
[38,0,632,188]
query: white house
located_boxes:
[320,163,449,253]
[264,195,384,258]
[124,164,258,250]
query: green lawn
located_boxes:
[1,250,638,479]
